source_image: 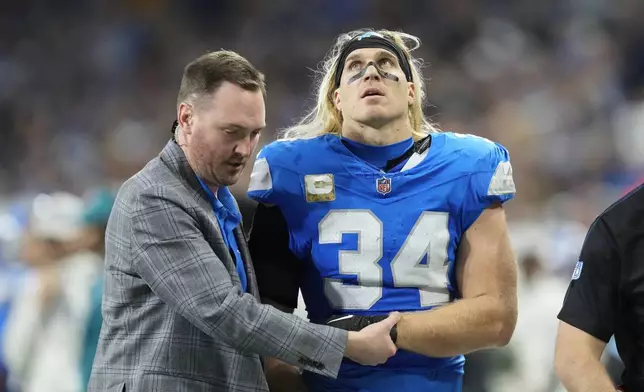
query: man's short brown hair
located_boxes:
[177,50,266,107]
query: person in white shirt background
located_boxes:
[2,193,103,392]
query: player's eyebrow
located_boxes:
[376,50,397,61]
[345,53,362,64]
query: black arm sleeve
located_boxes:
[248,203,302,310]
[557,217,620,342]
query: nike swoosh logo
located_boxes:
[328,315,354,324]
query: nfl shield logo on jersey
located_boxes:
[376,177,392,195]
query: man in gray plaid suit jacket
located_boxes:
[87,51,400,392]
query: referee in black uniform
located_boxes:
[555,183,644,391]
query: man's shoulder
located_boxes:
[595,183,644,242]
[602,183,644,220]
[116,156,193,213]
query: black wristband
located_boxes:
[326,315,398,344]
[390,323,398,345]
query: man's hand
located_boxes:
[343,312,400,366]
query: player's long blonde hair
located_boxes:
[281,29,439,141]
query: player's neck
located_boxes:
[341,118,413,146]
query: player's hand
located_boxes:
[342,312,400,366]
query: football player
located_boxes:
[247,29,518,392]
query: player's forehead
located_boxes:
[344,48,397,63]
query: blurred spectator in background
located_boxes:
[502,252,568,392]
[2,193,102,392]
[75,188,115,391]
[0,201,32,392]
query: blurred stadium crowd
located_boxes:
[1,0,643,391]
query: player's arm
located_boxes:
[248,202,307,392]
[326,142,518,356]
[554,217,620,391]
[394,203,518,357]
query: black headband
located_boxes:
[334,32,413,88]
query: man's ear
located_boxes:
[334,89,342,112]
[178,102,193,135]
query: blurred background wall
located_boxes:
[0,1,642,391]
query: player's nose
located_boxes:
[363,63,381,81]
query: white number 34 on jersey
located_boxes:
[319,210,452,310]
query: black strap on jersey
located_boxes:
[382,134,431,172]
[340,134,431,173]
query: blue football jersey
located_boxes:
[247,132,515,383]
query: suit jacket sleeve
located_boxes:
[130,184,347,378]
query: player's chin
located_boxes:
[357,111,394,128]
[358,102,388,112]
